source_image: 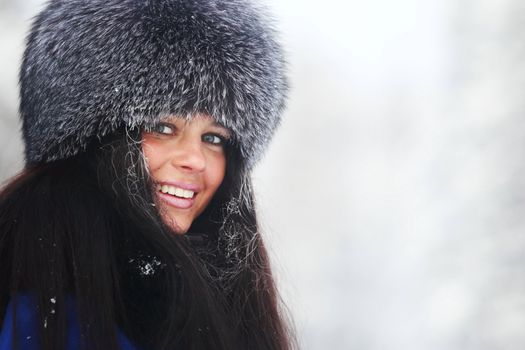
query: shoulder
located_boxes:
[0,295,39,350]
[0,295,140,350]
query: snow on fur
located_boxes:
[20,0,288,167]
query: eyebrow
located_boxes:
[210,121,231,134]
[174,116,231,136]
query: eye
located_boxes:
[202,133,225,145]
[150,123,174,135]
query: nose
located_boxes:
[170,135,206,173]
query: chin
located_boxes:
[163,214,191,234]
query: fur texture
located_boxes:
[20,0,288,167]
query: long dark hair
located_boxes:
[0,129,296,350]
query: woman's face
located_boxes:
[142,114,230,234]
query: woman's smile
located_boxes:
[155,181,200,209]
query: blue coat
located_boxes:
[0,295,140,350]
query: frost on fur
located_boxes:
[20,0,288,168]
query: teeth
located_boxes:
[158,184,195,199]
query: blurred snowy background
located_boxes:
[2,0,525,349]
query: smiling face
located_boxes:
[142,114,230,234]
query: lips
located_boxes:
[157,180,202,192]
[157,184,195,199]
[155,181,200,210]
[157,190,195,209]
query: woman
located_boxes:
[0,0,294,349]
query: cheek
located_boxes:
[205,153,226,193]
[141,136,163,172]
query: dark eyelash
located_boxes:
[150,123,175,134]
[204,133,229,145]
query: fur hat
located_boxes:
[20,0,288,167]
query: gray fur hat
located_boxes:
[20,0,287,167]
